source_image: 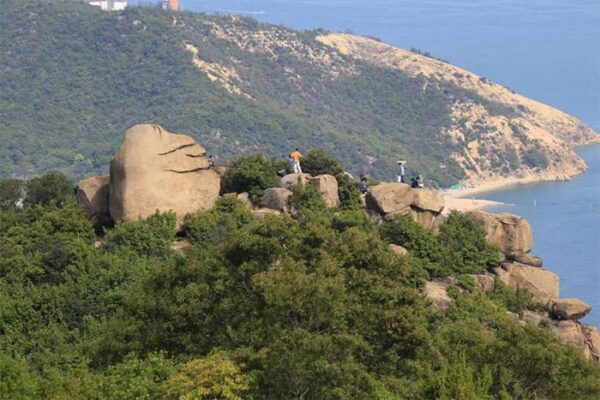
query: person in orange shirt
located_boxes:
[291,148,303,173]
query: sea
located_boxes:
[176,1,600,325]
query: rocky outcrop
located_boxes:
[412,189,445,213]
[582,325,600,362]
[470,211,533,255]
[366,183,412,215]
[389,244,408,256]
[493,263,559,303]
[308,174,339,207]
[424,279,454,312]
[366,183,445,232]
[278,173,311,190]
[550,298,591,320]
[469,273,495,293]
[109,124,220,227]
[75,175,112,231]
[262,188,292,212]
[507,251,543,267]
[251,208,281,219]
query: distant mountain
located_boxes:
[1,0,597,186]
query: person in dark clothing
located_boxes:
[410,177,418,188]
[358,175,368,193]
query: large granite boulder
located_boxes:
[508,251,543,268]
[366,183,412,215]
[493,263,559,303]
[308,174,339,208]
[582,325,600,362]
[470,211,533,254]
[468,273,495,293]
[262,188,292,212]
[386,206,443,233]
[389,244,408,256]
[278,173,311,190]
[424,280,453,312]
[550,320,588,348]
[75,175,112,231]
[109,124,220,227]
[550,298,591,320]
[412,189,445,213]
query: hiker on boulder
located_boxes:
[291,148,303,173]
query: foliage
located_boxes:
[437,211,501,274]
[162,352,252,400]
[300,149,345,177]
[0,178,23,210]
[222,154,283,200]
[380,212,501,278]
[104,211,176,258]
[183,197,253,245]
[337,173,362,209]
[0,0,524,185]
[24,171,73,207]
[0,170,599,399]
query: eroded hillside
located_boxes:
[1,0,597,187]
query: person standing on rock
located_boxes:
[291,148,303,173]
[397,160,406,183]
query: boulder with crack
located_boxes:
[109,124,220,227]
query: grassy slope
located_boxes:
[1,0,514,185]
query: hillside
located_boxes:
[1,0,598,186]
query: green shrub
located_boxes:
[104,211,176,258]
[183,197,253,245]
[338,174,361,209]
[221,154,282,200]
[437,211,501,275]
[301,149,345,177]
[24,171,73,207]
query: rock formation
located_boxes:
[108,124,221,227]
[389,244,408,256]
[550,298,591,321]
[469,211,533,255]
[278,173,311,190]
[307,174,339,207]
[365,183,445,231]
[75,175,112,231]
[493,263,559,303]
[262,188,293,212]
[366,183,412,215]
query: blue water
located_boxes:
[481,146,600,327]
[178,0,600,132]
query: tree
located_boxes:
[301,149,345,177]
[24,171,73,207]
[0,178,23,210]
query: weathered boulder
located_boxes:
[366,183,412,215]
[470,211,533,254]
[550,320,587,348]
[251,208,281,219]
[582,325,600,362]
[412,189,445,213]
[508,251,543,268]
[236,192,252,207]
[550,298,591,320]
[262,188,292,212]
[493,263,559,303]
[278,173,311,190]
[109,124,220,227]
[468,273,495,293]
[521,310,549,327]
[387,206,443,233]
[424,279,454,312]
[389,244,408,256]
[308,174,339,207]
[75,175,112,231]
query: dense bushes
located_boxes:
[0,172,599,399]
[300,149,345,177]
[380,211,501,278]
[24,171,73,207]
[221,154,286,200]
